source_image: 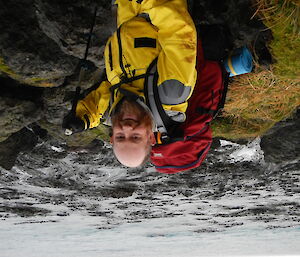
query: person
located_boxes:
[63,0,197,167]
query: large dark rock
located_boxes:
[0,0,112,87]
[261,109,300,164]
[0,77,43,141]
[190,0,273,66]
[0,0,114,145]
[0,127,38,170]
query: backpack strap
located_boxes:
[196,107,218,116]
[218,63,230,110]
[109,74,147,93]
[108,73,147,113]
[144,59,181,143]
[196,62,229,119]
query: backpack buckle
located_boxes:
[156,132,170,144]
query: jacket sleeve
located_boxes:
[113,0,141,27]
[75,80,111,129]
[115,0,197,108]
[146,0,197,88]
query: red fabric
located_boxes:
[151,126,212,174]
[151,40,224,173]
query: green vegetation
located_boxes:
[38,119,110,147]
[213,0,300,139]
[0,57,56,87]
[0,57,19,78]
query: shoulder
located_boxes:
[158,80,192,105]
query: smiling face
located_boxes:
[110,98,155,167]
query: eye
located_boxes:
[131,134,142,142]
[115,134,125,141]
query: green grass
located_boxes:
[266,0,300,79]
[213,0,300,140]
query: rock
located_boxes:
[0,0,112,87]
[261,109,300,164]
[0,98,41,141]
[190,0,273,66]
[38,119,109,148]
[0,0,113,146]
[0,77,43,142]
[0,127,38,170]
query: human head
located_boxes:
[110,98,156,167]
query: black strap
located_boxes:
[108,42,113,71]
[109,74,147,93]
[118,87,142,102]
[71,86,81,114]
[144,59,180,142]
[196,62,229,119]
[83,114,90,129]
[144,60,168,135]
[209,62,230,119]
[196,106,218,116]
[218,63,230,110]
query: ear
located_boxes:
[110,136,113,145]
[150,132,156,146]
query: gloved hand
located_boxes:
[62,112,85,135]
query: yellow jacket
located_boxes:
[76,0,197,129]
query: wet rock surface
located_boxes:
[0,77,43,142]
[0,0,113,146]
[261,108,300,164]
[0,98,299,257]
[0,0,112,86]
[0,115,299,234]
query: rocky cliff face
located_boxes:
[0,0,113,158]
[0,0,274,169]
[0,0,112,85]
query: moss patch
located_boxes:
[0,57,19,79]
[38,119,110,147]
[0,57,58,87]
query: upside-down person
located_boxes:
[63,0,197,167]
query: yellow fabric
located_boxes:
[76,80,111,129]
[108,83,146,115]
[104,16,160,85]
[76,0,197,129]
[227,55,237,76]
[114,0,196,89]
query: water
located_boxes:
[0,136,299,256]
